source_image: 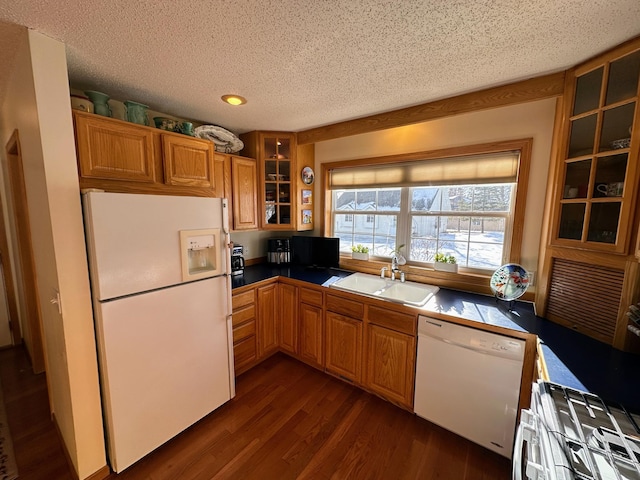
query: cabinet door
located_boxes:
[365,324,416,408]
[213,153,231,199]
[162,134,215,188]
[325,311,362,383]
[257,283,278,357]
[231,156,258,230]
[553,47,640,253]
[299,302,323,368]
[74,112,155,183]
[278,284,298,354]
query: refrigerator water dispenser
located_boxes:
[180,229,222,281]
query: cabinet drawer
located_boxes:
[300,287,323,307]
[232,289,255,310]
[326,294,364,319]
[233,319,256,343]
[234,335,257,371]
[367,306,416,335]
[232,304,255,327]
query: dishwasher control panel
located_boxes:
[418,316,524,361]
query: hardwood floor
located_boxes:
[0,346,72,479]
[1,347,511,479]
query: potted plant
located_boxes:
[351,244,370,261]
[434,253,458,273]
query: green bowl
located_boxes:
[153,117,178,131]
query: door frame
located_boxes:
[0,188,22,345]
[5,130,45,373]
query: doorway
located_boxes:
[4,130,45,373]
[0,188,21,347]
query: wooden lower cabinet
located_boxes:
[299,302,323,368]
[364,324,416,409]
[231,289,257,375]
[325,311,363,384]
[257,283,278,357]
[233,280,418,411]
[278,283,298,354]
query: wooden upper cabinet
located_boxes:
[231,156,258,230]
[212,152,231,199]
[73,111,234,197]
[74,111,155,183]
[240,131,298,230]
[162,134,215,188]
[552,40,640,254]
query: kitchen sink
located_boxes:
[330,272,438,306]
[329,272,389,295]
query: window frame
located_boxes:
[321,139,532,271]
[406,184,516,272]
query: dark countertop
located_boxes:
[233,264,640,413]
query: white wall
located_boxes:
[0,29,106,479]
[314,98,558,274]
[230,229,298,260]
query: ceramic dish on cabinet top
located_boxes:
[194,125,244,153]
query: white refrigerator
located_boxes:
[83,191,235,473]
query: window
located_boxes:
[408,184,514,269]
[333,188,401,255]
[327,141,530,273]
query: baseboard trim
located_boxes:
[52,412,111,480]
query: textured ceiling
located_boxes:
[1,1,640,135]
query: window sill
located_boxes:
[339,257,535,302]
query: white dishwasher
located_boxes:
[414,316,525,459]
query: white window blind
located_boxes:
[329,151,520,189]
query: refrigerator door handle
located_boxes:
[226,313,236,398]
[221,198,230,236]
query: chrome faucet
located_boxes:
[391,254,404,281]
[391,254,399,272]
[380,266,388,279]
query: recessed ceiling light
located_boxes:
[221,95,247,106]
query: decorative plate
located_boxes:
[301,166,314,185]
[194,125,244,153]
[490,263,530,301]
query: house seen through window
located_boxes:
[329,146,524,273]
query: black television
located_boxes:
[291,236,340,269]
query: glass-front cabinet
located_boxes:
[240,131,297,230]
[263,136,292,227]
[553,47,640,252]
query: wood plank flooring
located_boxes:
[0,347,511,479]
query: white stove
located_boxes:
[514,381,640,480]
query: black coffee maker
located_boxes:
[267,238,290,265]
[230,245,245,275]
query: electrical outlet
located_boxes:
[243,246,249,256]
[528,271,536,287]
